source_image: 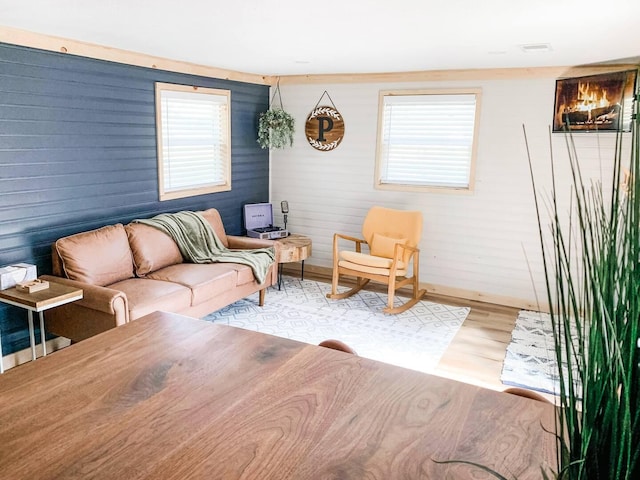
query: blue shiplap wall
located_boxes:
[0,42,270,356]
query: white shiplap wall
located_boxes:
[269,75,626,308]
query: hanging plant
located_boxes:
[257,79,295,149]
[257,107,295,149]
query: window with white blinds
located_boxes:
[375,89,481,192]
[155,83,231,201]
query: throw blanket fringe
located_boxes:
[135,211,275,285]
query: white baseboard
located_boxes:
[1,336,71,373]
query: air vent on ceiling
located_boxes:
[519,43,553,53]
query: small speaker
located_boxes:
[281,201,289,233]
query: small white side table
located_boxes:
[0,280,83,372]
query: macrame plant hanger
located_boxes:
[257,78,295,149]
[271,78,284,110]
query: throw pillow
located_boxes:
[370,233,407,259]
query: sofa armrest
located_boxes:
[40,275,128,318]
[41,275,130,342]
[227,235,275,249]
[227,235,281,263]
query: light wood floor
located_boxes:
[291,267,555,402]
[429,294,519,390]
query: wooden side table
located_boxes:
[0,280,83,372]
[275,234,312,289]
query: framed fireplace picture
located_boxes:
[552,69,637,132]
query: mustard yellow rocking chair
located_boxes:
[326,206,426,314]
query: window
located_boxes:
[375,88,481,192]
[155,83,231,201]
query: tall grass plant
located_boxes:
[526,79,639,479]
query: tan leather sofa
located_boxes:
[42,208,279,342]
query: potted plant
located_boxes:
[257,81,295,149]
[525,86,640,478]
[257,107,295,149]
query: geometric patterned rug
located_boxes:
[203,276,470,374]
[501,310,578,396]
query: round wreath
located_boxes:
[257,108,295,149]
[307,138,339,151]
[308,106,341,120]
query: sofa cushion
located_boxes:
[231,264,256,286]
[55,224,134,286]
[125,223,183,277]
[109,278,192,320]
[147,263,237,306]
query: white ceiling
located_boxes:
[1,0,639,76]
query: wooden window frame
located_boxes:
[375,88,481,194]
[155,82,231,201]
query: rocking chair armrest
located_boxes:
[333,233,368,253]
[389,244,420,274]
[334,233,367,245]
[397,244,420,255]
[332,233,367,265]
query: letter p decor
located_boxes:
[316,117,334,142]
[305,105,345,152]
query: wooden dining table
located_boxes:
[0,311,557,479]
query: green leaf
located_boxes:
[257,108,295,149]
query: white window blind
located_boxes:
[156,83,231,200]
[376,90,480,191]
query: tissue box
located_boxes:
[0,263,37,290]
